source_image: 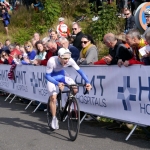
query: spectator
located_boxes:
[49,29,61,46]
[33,0,43,11]
[1,50,13,64]
[72,22,84,52]
[5,39,10,47]
[124,29,146,66]
[34,39,61,66]
[34,40,46,60]
[116,33,130,48]
[124,8,136,33]
[143,8,150,38]
[56,17,71,38]
[31,32,40,48]
[44,39,60,56]
[101,33,133,67]
[1,9,10,35]
[94,33,131,65]
[21,41,36,65]
[42,36,50,50]
[77,34,98,65]
[140,31,150,65]
[8,44,21,57]
[19,45,27,60]
[15,43,20,50]
[59,37,80,62]
[2,39,10,54]
[118,0,128,18]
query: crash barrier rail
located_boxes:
[0,64,150,140]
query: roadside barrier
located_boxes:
[0,64,149,140]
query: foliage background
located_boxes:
[0,0,124,58]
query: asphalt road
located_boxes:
[0,96,150,150]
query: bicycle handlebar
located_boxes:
[63,84,89,95]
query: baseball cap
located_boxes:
[59,17,64,22]
[58,48,71,58]
[144,8,150,16]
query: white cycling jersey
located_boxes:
[46,56,80,74]
[46,56,89,95]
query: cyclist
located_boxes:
[45,47,92,130]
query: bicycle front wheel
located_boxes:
[68,97,80,141]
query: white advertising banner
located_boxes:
[0,64,150,126]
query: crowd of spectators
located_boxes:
[0,9,150,72]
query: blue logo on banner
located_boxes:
[30,72,38,94]
[117,76,137,111]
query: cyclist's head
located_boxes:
[58,48,71,66]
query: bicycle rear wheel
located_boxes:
[68,97,80,141]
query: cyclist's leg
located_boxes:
[47,81,59,129]
[50,95,57,117]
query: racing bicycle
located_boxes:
[47,84,88,141]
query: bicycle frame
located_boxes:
[57,85,76,122]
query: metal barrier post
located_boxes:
[25,100,32,110]
[32,102,42,113]
[80,113,87,124]
[125,124,137,141]
[9,95,16,103]
[4,93,12,101]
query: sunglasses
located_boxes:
[81,41,89,44]
[72,28,77,30]
[124,13,130,16]
[25,46,30,48]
